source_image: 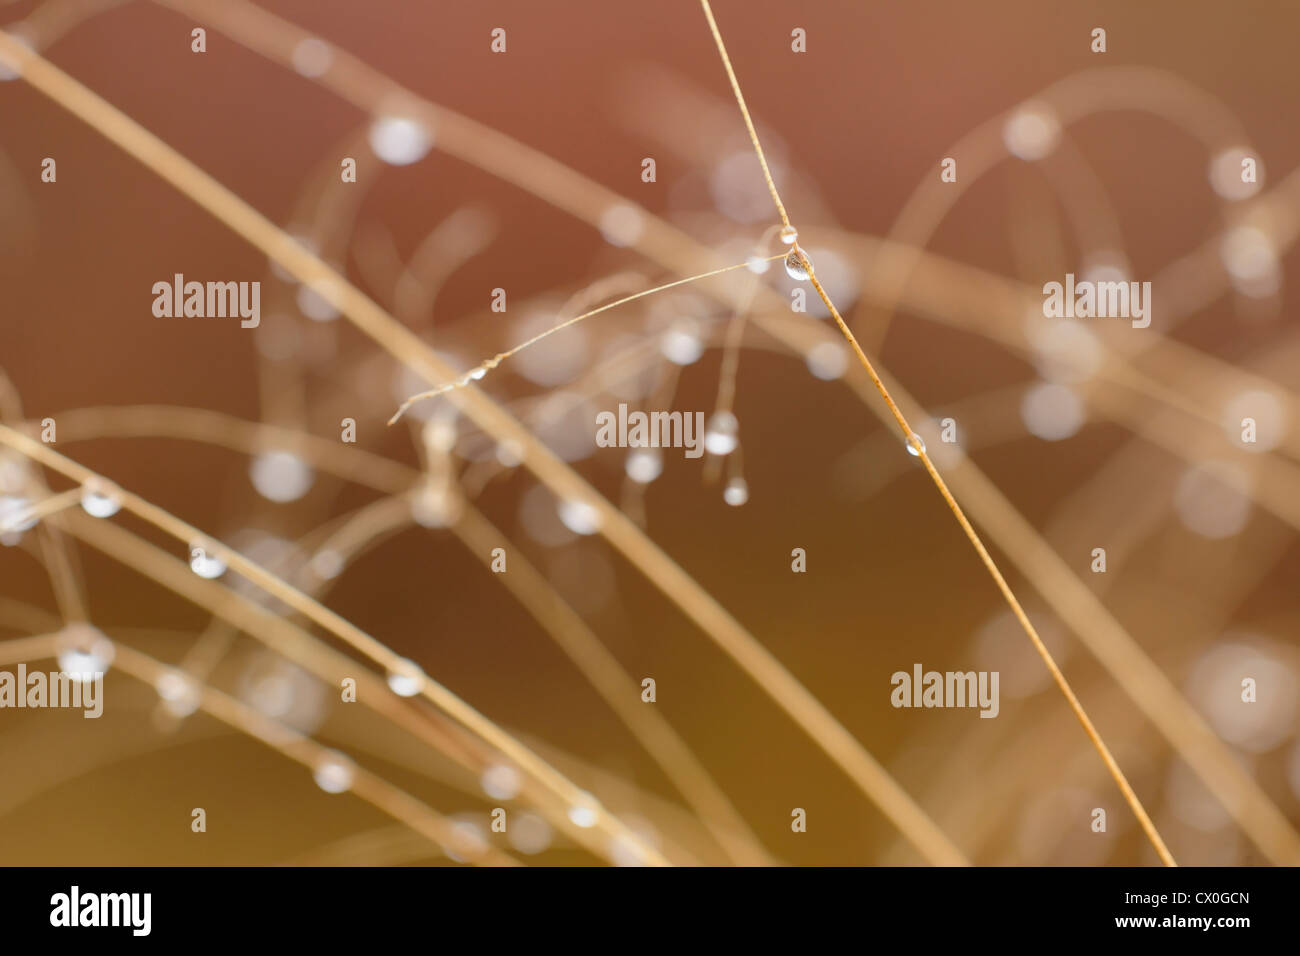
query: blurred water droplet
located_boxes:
[567,795,599,828]
[0,495,37,540]
[313,752,355,794]
[250,450,314,503]
[660,319,704,365]
[599,204,644,247]
[386,658,426,697]
[369,114,433,165]
[481,764,522,801]
[805,340,848,380]
[704,411,739,456]
[779,225,799,245]
[155,670,200,717]
[746,255,770,275]
[723,476,749,506]
[558,499,601,535]
[1003,102,1060,161]
[56,623,114,680]
[626,447,663,484]
[291,37,333,78]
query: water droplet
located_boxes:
[291,37,333,78]
[481,764,522,800]
[508,812,553,854]
[80,479,122,518]
[155,670,200,717]
[1003,102,1060,161]
[625,448,663,484]
[368,114,433,165]
[805,341,848,380]
[310,549,344,580]
[386,658,426,697]
[779,225,799,245]
[703,411,739,456]
[558,499,602,535]
[0,495,37,540]
[468,366,487,381]
[1021,383,1084,441]
[57,624,114,680]
[422,415,458,454]
[746,255,770,275]
[313,751,355,794]
[905,433,926,456]
[495,439,524,467]
[411,481,461,528]
[0,29,35,82]
[250,450,314,503]
[784,248,813,281]
[599,204,644,247]
[567,795,599,828]
[297,279,341,322]
[660,319,704,365]
[189,545,227,579]
[723,476,749,506]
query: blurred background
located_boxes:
[0,0,1297,865]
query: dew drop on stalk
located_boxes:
[313,752,355,794]
[905,433,927,456]
[386,658,426,697]
[368,114,433,166]
[558,498,602,535]
[189,545,226,579]
[723,476,749,506]
[779,225,799,245]
[80,479,122,518]
[784,248,813,281]
[625,448,663,484]
[250,450,314,503]
[703,411,740,456]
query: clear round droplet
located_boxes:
[368,114,433,166]
[189,545,227,579]
[80,479,122,518]
[250,450,315,503]
[313,751,355,794]
[625,448,663,484]
[779,225,799,245]
[386,658,426,697]
[905,433,926,456]
[784,248,813,281]
[703,411,740,456]
[558,499,602,536]
[723,476,749,506]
